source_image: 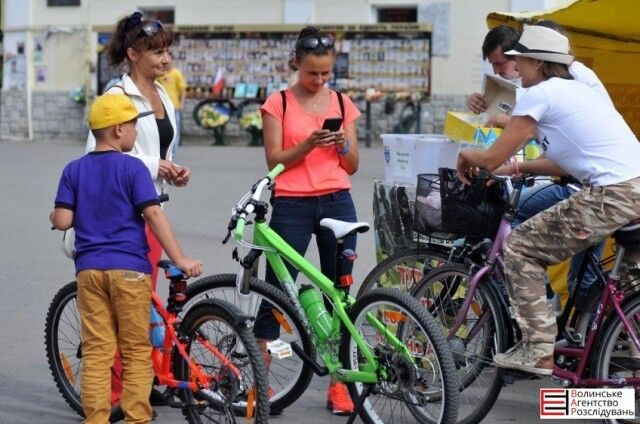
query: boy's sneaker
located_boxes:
[326,383,354,415]
[493,342,554,376]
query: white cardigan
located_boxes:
[86,74,177,194]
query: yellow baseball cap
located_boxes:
[88,94,154,130]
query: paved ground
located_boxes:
[0,140,586,423]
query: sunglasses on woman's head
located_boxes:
[137,21,163,39]
[297,35,334,50]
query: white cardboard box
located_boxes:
[382,134,478,185]
[483,74,518,116]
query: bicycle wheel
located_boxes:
[175,300,269,423]
[592,295,640,424]
[44,281,124,423]
[340,288,460,424]
[412,264,506,424]
[184,274,314,414]
[358,247,448,297]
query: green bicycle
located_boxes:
[220,164,460,424]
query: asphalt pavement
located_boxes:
[0,140,586,423]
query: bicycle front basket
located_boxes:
[439,168,506,239]
[414,173,442,236]
[413,173,459,240]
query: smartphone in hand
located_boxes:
[322,117,343,132]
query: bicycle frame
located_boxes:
[554,245,640,387]
[447,217,511,341]
[229,166,411,384]
[252,221,410,383]
[149,292,242,390]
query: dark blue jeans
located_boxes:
[512,183,604,300]
[254,189,358,340]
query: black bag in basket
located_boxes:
[439,168,506,239]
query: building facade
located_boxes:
[0,0,568,142]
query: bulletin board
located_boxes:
[96,23,431,98]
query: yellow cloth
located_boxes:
[549,238,615,308]
[158,68,186,110]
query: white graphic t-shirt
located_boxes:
[512,77,640,186]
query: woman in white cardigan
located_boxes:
[86,12,191,284]
[87,12,190,194]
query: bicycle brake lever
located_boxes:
[232,247,239,262]
[222,216,238,244]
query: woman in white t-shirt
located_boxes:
[457,25,640,375]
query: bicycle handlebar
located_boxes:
[228,164,285,242]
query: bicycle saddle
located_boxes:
[613,218,640,249]
[319,218,370,239]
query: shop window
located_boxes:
[47,0,81,6]
[377,7,417,23]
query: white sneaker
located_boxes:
[493,342,554,376]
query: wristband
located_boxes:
[337,138,351,155]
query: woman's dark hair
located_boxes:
[482,25,520,59]
[294,25,335,60]
[107,12,173,68]
[541,61,573,80]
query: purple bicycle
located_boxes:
[412,168,640,424]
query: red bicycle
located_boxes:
[45,260,269,423]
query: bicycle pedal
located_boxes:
[167,396,185,409]
[267,339,293,359]
[502,369,540,384]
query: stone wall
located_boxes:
[0,91,468,144]
[0,90,86,142]
[32,92,86,142]
[0,89,29,140]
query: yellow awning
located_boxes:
[487,0,640,136]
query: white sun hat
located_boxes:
[505,25,574,65]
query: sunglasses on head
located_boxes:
[137,21,163,39]
[296,34,335,51]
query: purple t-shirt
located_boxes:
[54,151,160,274]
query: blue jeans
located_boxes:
[254,189,358,340]
[512,183,604,300]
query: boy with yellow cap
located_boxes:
[50,94,203,424]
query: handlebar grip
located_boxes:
[233,217,246,241]
[157,260,184,279]
[267,163,285,180]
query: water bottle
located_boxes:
[149,306,165,348]
[298,285,332,341]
